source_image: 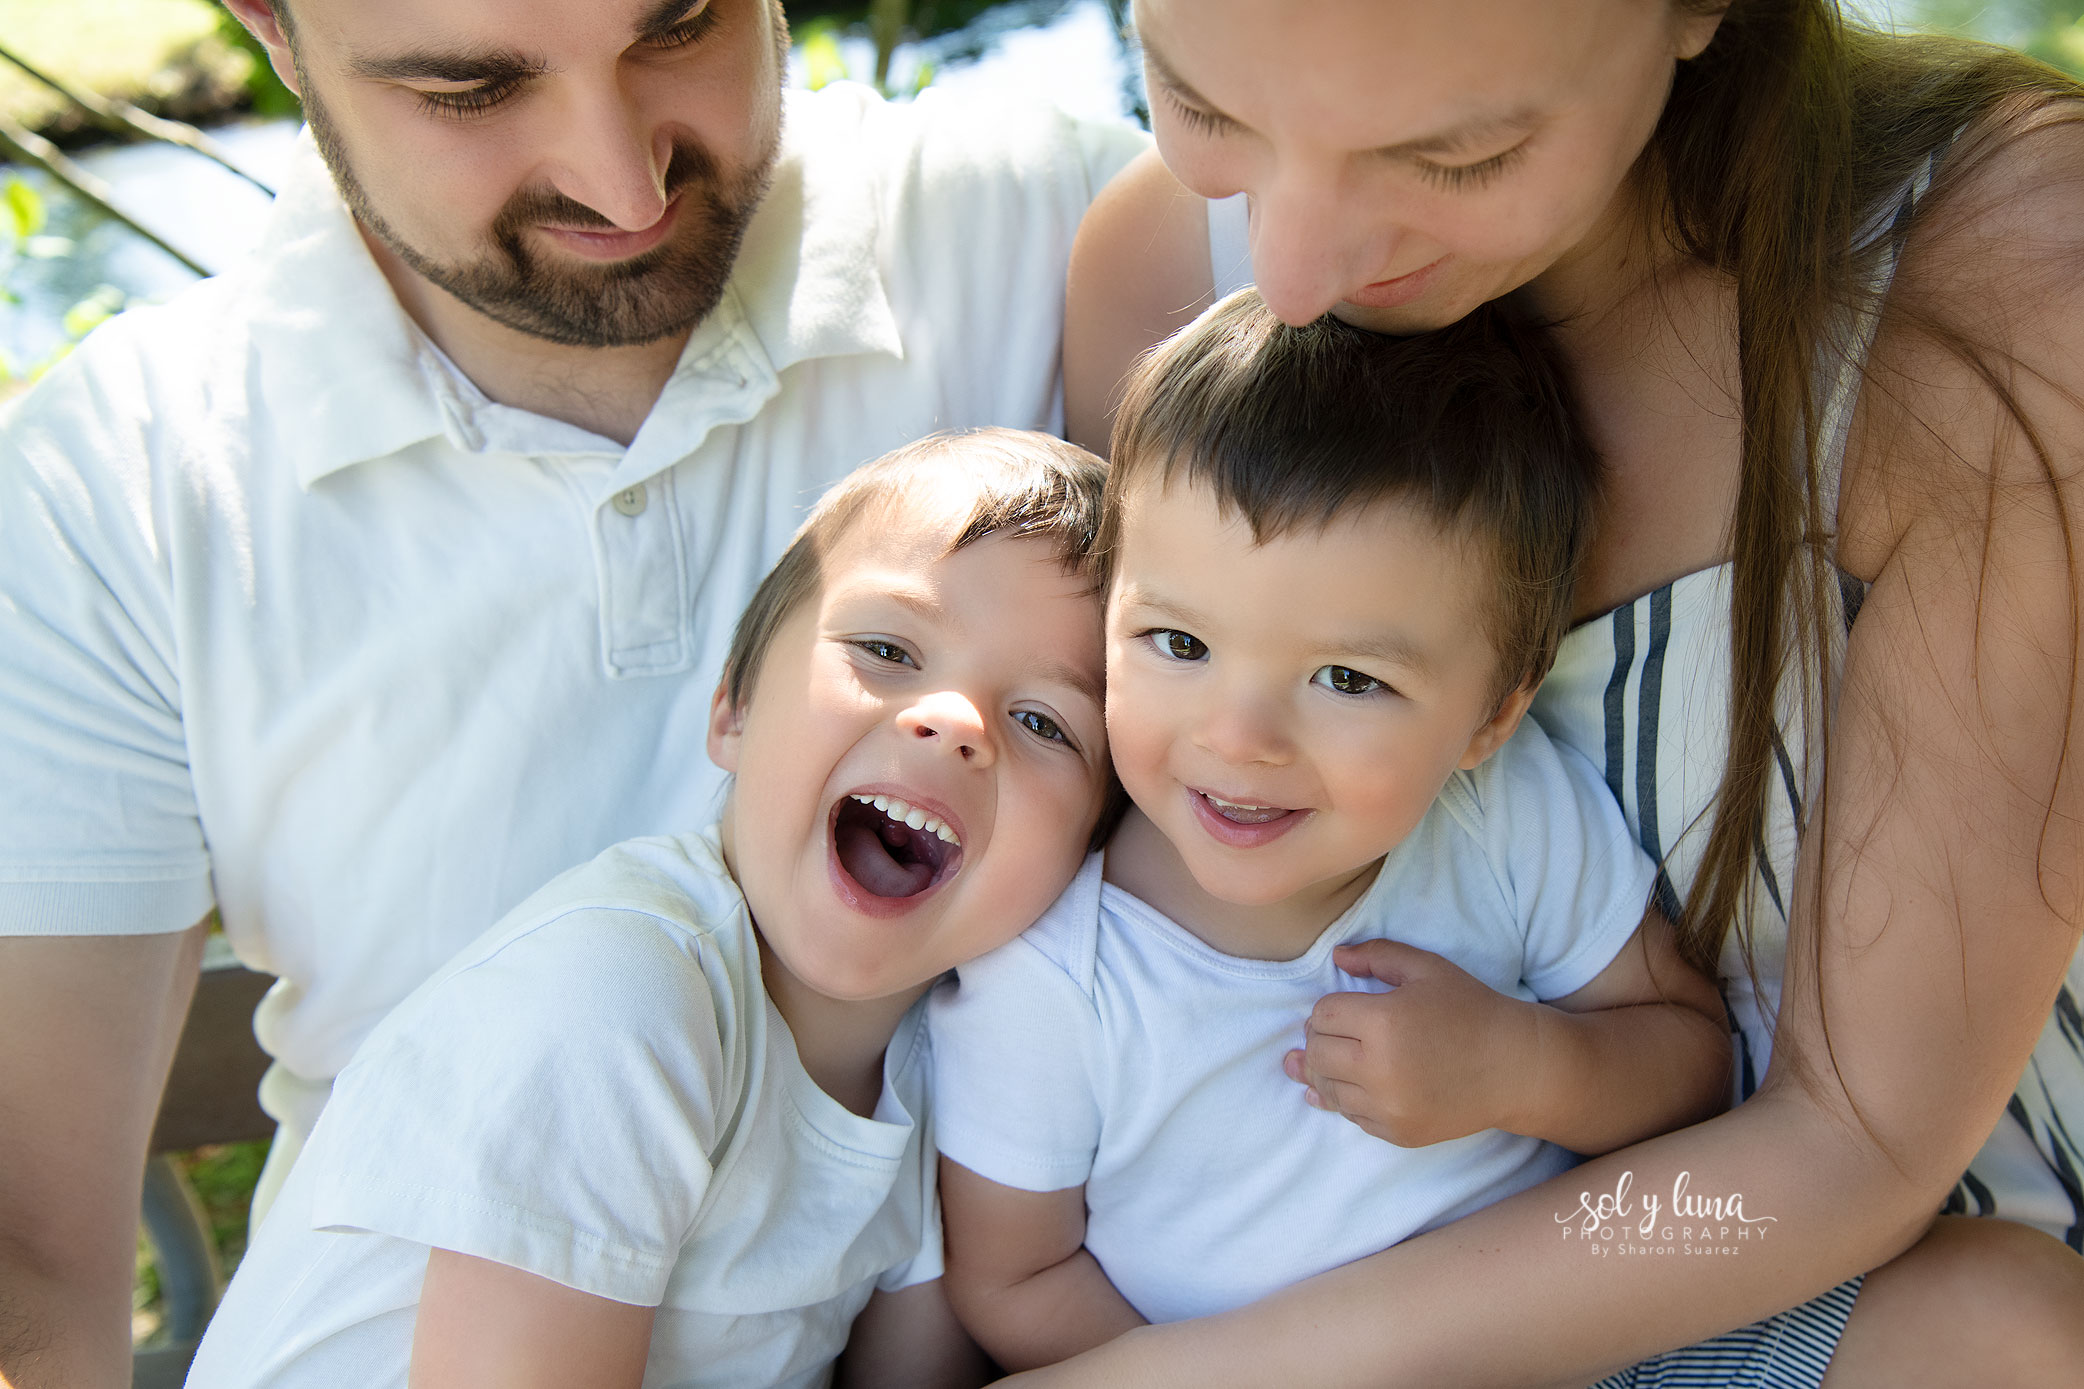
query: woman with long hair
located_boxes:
[1030,1,2084,1382]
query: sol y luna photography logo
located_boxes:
[1557,1170,1778,1258]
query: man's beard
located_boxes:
[303,86,777,349]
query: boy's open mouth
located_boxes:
[831,792,964,904]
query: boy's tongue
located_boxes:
[836,813,935,898]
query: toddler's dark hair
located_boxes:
[1104,290,1600,703]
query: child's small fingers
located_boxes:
[1304,1030,1365,1080]
[1283,1048,1307,1082]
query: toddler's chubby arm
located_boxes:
[409,1248,656,1389]
[838,1277,995,1389]
[938,1158,1148,1372]
[1287,907,1730,1153]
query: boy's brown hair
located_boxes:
[721,427,1125,845]
[1104,290,1600,704]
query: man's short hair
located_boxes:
[1104,289,1600,702]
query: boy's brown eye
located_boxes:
[855,639,915,666]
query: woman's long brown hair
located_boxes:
[1651,0,2082,983]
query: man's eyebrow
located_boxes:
[344,47,545,84]
[1142,35,1537,159]
[635,0,710,41]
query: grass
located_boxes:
[0,0,261,136]
[133,1140,269,1346]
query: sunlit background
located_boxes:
[0,0,2074,1365]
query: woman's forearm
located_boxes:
[1007,1084,1940,1388]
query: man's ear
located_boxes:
[1457,679,1537,771]
[220,0,303,97]
[707,682,745,774]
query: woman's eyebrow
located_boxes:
[1144,37,1536,158]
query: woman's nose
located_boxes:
[1247,178,1397,326]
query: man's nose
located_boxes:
[541,86,676,232]
[898,691,996,767]
[1246,174,1396,326]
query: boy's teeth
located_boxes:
[848,793,961,847]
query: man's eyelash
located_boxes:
[1414,144,1526,191]
[652,6,721,49]
[414,79,524,121]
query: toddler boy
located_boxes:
[930,293,1731,1369]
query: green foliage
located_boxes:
[214,6,301,118]
[798,19,851,90]
[4,177,45,242]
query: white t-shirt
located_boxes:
[929,721,1657,1324]
[188,829,939,1389]
[0,83,1146,1150]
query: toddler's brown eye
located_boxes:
[1315,665,1384,696]
[1156,630,1208,662]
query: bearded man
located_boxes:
[0,1,1144,1381]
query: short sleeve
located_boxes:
[307,906,736,1306]
[0,331,214,935]
[927,879,1107,1193]
[1476,725,1660,1001]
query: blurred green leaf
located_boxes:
[4,177,45,244]
[799,22,851,89]
[61,285,127,341]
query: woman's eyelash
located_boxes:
[1414,144,1526,191]
[1162,87,1234,139]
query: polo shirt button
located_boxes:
[612,484,648,517]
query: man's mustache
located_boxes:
[491,140,718,234]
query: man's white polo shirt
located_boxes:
[0,82,1145,1150]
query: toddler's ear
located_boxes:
[1457,681,1537,770]
[707,683,746,773]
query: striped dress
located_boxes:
[1206,151,2084,1381]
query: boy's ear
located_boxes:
[1457,679,1537,771]
[707,682,745,773]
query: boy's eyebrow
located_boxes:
[1142,36,1538,158]
[1333,630,1437,680]
[1029,657,1104,710]
[1121,585,1438,679]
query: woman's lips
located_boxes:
[1346,257,1447,310]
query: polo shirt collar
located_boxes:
[243,90,904,492]
[727,85,906,376]
[243,134,455,490]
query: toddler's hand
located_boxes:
[1280,939,1539,1147]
